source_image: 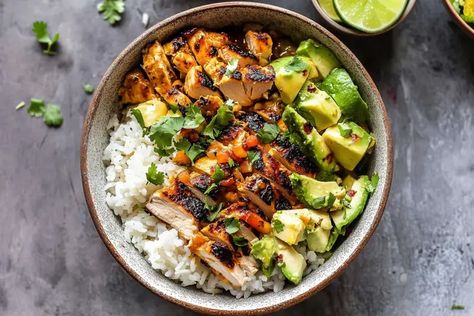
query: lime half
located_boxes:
[334,0,408,33]
[318,0,342,22]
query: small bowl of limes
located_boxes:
[313,0,417,36]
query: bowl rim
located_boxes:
[312,0,417,36]
[80,2,394,314]
[441,0,474,38]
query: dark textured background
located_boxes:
[1,0,473,315]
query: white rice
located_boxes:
[103,112,325,297]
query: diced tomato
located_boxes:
[241,212,271,234]
[232,145,248,159]
[216,151,230,164]
[220,178,235,187]
[245,135,259,149]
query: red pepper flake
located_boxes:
[307,84,317,93]
[303,122,313,134]
[351,133,360,142]
[275,254,283,263]
[347,189,357,197]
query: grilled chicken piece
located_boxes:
[189,233,249,288]
[236,111,266,132]
[184,65,221,99]
[185,28,230,66]
[217,125,247,147]
[201,219,234,250]
[220,202,271,234]
[237,174,291,219]
[241,65,275,101]
[219,44,258,68]
[254,98,285,123]
[267,135,318,178]
[118,70,155,104]
[143,41,192,106]
[146,192,199,240]
[163,36,198,77]
[194,95,224,118]
[193,156,219,176]
[177,170,217,207]
[245,31,273,66]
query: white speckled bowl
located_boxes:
[80,2,393,315]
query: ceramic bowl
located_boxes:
[80,2,393,314]
[312,0,417,36]
[442,0,474,38]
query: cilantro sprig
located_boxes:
[257,123,279,144]
[224,217,240,234]
[97,0,125,25]
[32,21,60,55]
[146,163,165,185]
[27,98,63,127]
[202,104,234,139]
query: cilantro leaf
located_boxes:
[310,193,336,209]
[146,163,165,185]
[183,105,205,129]
[149,116,184,156]
[174,138,206,163]
[225,58,239,76]
[206,203,224,222]
[284,57,308,73]
[232,236,248,247]
[32,21,60,55]
[228,158,236,168]
[451,304,464,310]
[272,219,284,233]
[212,164,225,182]
[43,104,63,127]
[257,123,279,144]
[131,108,145,129]
[97,0,125,25]
[338,122,352,137]
[224,217,240,234]
[84,84,94,94]
[366,173,379,194]
[202,105,234,139]
[203,183,218,196]
[27,98,46,117]
[247,149,261,166]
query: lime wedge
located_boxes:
[318,0,342,22]
[334,0,408,33]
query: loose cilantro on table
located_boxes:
[97,0,125,25]
[32,21,60,55]
[27,98,63,127]
[202,104,234,139]
[84,84,95,94]
[27,98,46,117]
[224,217,240,234]
[451,304,464,310]
[257,123,279,144]
[146,163,165,185]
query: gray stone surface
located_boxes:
[0,0,473,315]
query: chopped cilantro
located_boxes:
[228,158,236,168]
[84,84,94,94]
[257,123,279,144]
[186,142,206,162]
[284,56,308,72]
[232,236,248,247]
[311,193,336,209]
[203,183,218,196]
[146,163,165,185]
[247,149,261,166]
[225,58,239,76]
[149,116,184,156]
[366,173,379,194]
[206,202,224,221]
[27,98,46,117]
[168,104,179,113]
[273,219,284,233]
[224,217,240,234]
[202,104,234,139]
[43,104,63,127]
[97,0,125,25]
[338,122,352,138]
[131,108,146,128]
[212,164,225,182]
[16,101,25,111]
[451,305,464,310]
[32,21,60,55]
[183,105,205,129]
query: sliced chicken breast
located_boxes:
[245,31,273,66]
[219,44,258,67]
[194,95,224,118]
[163,36,198,77]
[185,28,230,66]
[241,64,275,101]
[118,69,156,104]
[184,65,221,99]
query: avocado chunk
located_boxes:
[295,81,342,132]
[325,228,342,252]
[271,56,316,104]
[276,240,307,285]
[134,99,168,127]
[307,226,331,253]
[319,68,369,124]
[272,211,306,245]
[296,39,341,79]
[462,0,474,23]
[331,176,370,231]
[251,235,277,277]
[282,106,337,172]
[322,121,374,171]
[289,173,345,210]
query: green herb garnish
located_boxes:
[202,104,234,139]
[366,173,379,194]
[146,163,165,185]
[183,105,205,129]
[257,123,279,144]
[206,202,224,221]
[225,58,239,76]
[228,158,236,168]
[43,104,63,127]
[247,149,261,166]
[272,219,284,233]
[284,56,308,72]
[84,84,94,94]
[212,164,225,183]
[97,0,125,25]
[149,116,185,156]
[32,21,60,55]
[451,305,465,310]
[224,217,240,234]
[203,183,218,196]
[232,236,248,247]
[337,122,352,138]
[131,108,146,128]
[27,98,46,117]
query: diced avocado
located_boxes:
[325,228,342,252]
[272,211,305,245]
[251,235,277,277]
[282,107,337,172]
[289,173,345,210]
[307,226,331,253]
[135,99,168,127]
[319,68,369,124]
[295,81,341,132]
[271,56,314,104]
[276,240,306,285]
[462,0,474,23]
[322,121,374,171]
[296,39,341,79]
[342,174,356,189]
[331,176,370,231]
[292,208,333,231]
